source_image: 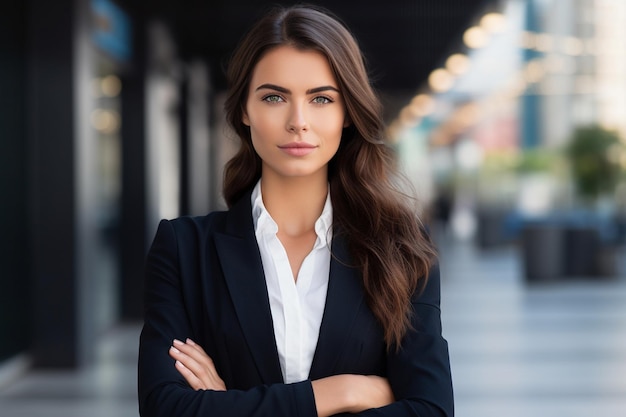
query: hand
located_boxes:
[169,338,226,391]
[311,374,394,417]
[351,375,394,412]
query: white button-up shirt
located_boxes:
[251,181,332,383]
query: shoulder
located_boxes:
[413,262,441,309]
[146,211,235,280]
[166,211,228,236]
[148,211,228,255]
[151,189,255,250]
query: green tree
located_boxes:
[566,124,624,202]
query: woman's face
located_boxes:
[243,45,348,181]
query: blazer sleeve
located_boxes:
[351,263,454,417]
[138,219,318,417]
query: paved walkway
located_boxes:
[439,235,626,416]
[1,236,625,416]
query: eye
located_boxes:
[262,94,284,103]
[312,96,333,105]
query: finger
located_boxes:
[185,338,212,360]
[174,341,221,382]
[170,347,215,390]
[169,345,204,376]
[174,359,205,390]
[174,339,213,366]
[169,345,226,390]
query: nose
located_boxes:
[286,104,308,133]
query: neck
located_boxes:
[260,172,328,237]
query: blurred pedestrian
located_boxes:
[432,184,454,237]
[138,5,453,417]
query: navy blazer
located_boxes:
[138,190,454,417]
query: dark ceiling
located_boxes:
[122,0,498,94]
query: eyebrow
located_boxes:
[255,83,340,95]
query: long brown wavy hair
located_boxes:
[223,5,437,349]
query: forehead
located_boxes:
[250,46,338,89]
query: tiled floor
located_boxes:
[439,236,626,417]
[1,236,626,416]
[0,325,140,417]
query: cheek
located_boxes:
[250,120,267,148]
[249,120,285,160]
[311,107,344,128]
[317,113,345,144]
[248,113,279,141]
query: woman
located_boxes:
[138,5,453,417]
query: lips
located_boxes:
[278,142,317,156]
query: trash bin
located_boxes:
[521,222,564,283]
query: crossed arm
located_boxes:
[139,219,453,417]
[169,337,394,417]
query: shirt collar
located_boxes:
[251,180,333,245]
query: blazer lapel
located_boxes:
[309,234,365,380]
[214,192,283,384]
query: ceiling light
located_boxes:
[446,53,470,75]
[410,94,435,116]
[428,68,454,93]
[463,26,488,49]
[480,12,506,33]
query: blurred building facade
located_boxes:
[0,0,227,373]
[2,0,504,376]
[391,0,626,241]
[5,0,625,383]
